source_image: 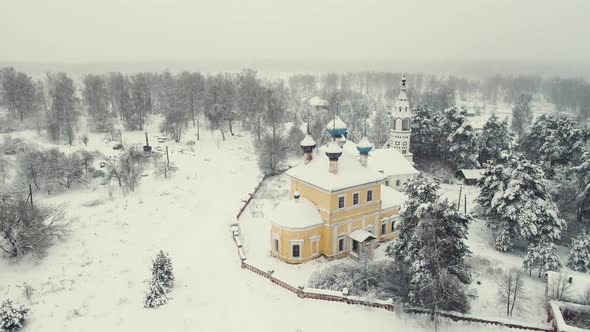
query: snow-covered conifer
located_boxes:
[447,122,480,169]
[523,242,562,277]
[479,113,512,165]
[0,300,29,331]
[144,279,168,308]
[386,174,441,262]
[567,231,590,273]
[477,153,566,251]
[152,250,174,290]
[405,197,472,312]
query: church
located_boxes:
[269,76,418,264]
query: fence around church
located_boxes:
[231,174,552,331]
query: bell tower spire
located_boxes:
[385,73,413,162]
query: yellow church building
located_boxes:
[270,103,410,264]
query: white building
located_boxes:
[385,74,413,162]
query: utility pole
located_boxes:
[457,185,463,211]
[166,146,169,166]
[29,184,34,211]
[464,193,467,214]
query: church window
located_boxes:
[292,244,300,258]
[367,190,373,202]
[338,238,345,252]
[338,195,345,209]
[381,223,387,236]
[353,192,359,205]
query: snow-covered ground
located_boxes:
[0,122,518,332]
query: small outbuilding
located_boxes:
[456,169,484,185]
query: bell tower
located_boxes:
[386,74,413,161]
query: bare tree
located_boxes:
[82,74,113,132]
[0,191,68,257]
[497,268,528,317]
[47,72,79,145]
[546,273,573,301]
[106,147,146,193]
[0,67,37,122]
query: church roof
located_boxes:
[286,147,386,192]
[270,197,324,229]
[342,141,418,177]
[381,184,408,210]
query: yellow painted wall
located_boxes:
[273,178,401,264]
[270,223,322,264]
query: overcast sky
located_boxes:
[1,0,589,63]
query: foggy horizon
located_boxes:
[2,0,590,67]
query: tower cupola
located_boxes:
[300,133,316,164]
[325,139,343,174]
[326,102,347,138]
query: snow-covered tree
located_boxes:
[567,231,590,273]
[523,241,562,277]
[405,197,472,313]
[286,123,305,156]
[386,174,441,262]
[497,268,527,317]
[152,250,174,290]
[479,113,512,165]
[387,175,471,313]
[511,94,533,138]
[477,153,566,251]
[47,72,79,145]
[0,67,37,123]
[520,114,585,174]
[82,74,113,133]
[0,190,68,257]
[144,250,174,308]
[409,106,438,161]
[369,106,390,148]
[447,122,480,170]
[144,279,168,308]
[573,141,590,222]
[0,300,29,331]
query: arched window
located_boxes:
[402,118,410,130]
[395,118,403,131]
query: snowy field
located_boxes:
[0,121,519,332]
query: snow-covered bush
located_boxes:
[307,260,408,299]
[0,136,29,155]
[144,250,174,308]
[105,146,147,192]
[0,300,29,331]
[523,242,562,277]
[0,191,68,257]
[567,231,590,273]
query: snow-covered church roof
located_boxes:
[270,197,324,229]
[286,147,386,192]
[342,141,418,178]
[381,184,407,210]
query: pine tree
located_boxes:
[152,250,174,290]
[387,175,472,313]
[511,94,533,138]
[523,242,562,277]
[0,300,29,331]
[406,198,472,313]
[477,153,566,251]
[479,113,512,165]
[567,231,590,273]
[144,279,168,308]
[386,174,441,262]
[447,122,480,170]
[409,106,439,161]
[520,114,584,174]
[573,141,590,222]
